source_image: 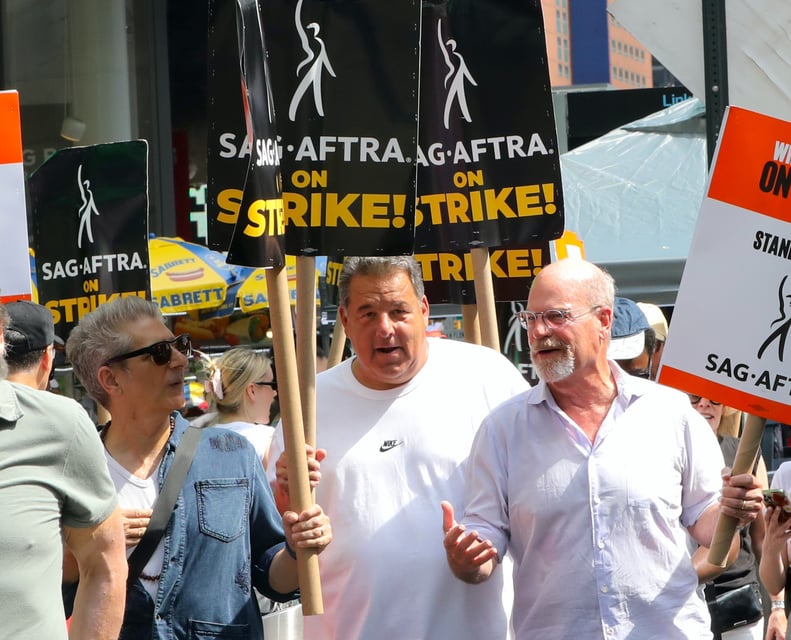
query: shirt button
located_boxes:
[598,540,605,549]
[593,496,601,504]
[601,585,609,593]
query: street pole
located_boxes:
[702,0,729,166]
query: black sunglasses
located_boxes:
[688,394,721,406]
[254,380,277,391]
[105,334,192,367]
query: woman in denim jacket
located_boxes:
[66,297,331,639]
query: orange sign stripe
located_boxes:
[659,365,791,425]
[708,106,791,224]
[0,293,32,305]
[0,92,22,165]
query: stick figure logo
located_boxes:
[288,0,336,121]
[758,274,791,362]
[437,18,478,130]
[77,164,100,249]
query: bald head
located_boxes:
[529,259,615,311]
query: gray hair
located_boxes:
[338,256,425,309]
[204,347,273,417]
[585,264,616,309]
[66,296,163,406]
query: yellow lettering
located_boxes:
[360,194,391,228]
[216,189,242,225]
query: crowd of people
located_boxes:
[1,255,790,639]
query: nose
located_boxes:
[170,345,189,369]
[528,315,553,340]
[374,313,395,337]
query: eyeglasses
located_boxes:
[516,306,601,331]
[105,334,192,367]
[254,380,277,391]
[688,394,721,406]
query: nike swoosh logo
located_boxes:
[379,441,403,453]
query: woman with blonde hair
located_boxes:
[200,347,278,468]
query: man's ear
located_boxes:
[339,306,349,331]
[97,365,122,396]
[41,345,55,378]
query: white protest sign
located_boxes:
[0,90,32,303]
[659,106,791,423]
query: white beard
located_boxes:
[531,344,575,383]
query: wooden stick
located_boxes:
[264,266,323,614]
[327,319,346,369]
[470,247,499,351]
[706,413,767,567]
[296,256,317,450]
[461,304,481,345]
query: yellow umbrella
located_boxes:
[149,237,238,314]
[237,255,320,313]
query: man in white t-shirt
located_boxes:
[269,255,529,639]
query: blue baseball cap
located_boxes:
[607,297,650,360]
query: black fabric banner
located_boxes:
[28,141,149,339]
[206,0,247,252]
[225,0,286,267]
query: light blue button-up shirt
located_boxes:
[462,363,723,639]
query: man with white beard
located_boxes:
[441,258,763,640]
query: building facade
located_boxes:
[541,0,653,89]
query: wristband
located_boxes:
[771,599,785,611]
[284,541,297,560]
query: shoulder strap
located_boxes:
[126,424,202,586]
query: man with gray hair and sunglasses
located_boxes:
[65,295,332,640]
[442,258,764,639]
[0,302,126,639]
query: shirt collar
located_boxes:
[0,380,24,425]
[528,359,651,408]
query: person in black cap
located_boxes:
[4,300,62,390]
[607,296,658,380]
[0,302,127,639]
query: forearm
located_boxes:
[761,546,790,594]
[69,560,127,639]
[691,536,741,584]
[268,546,300,594]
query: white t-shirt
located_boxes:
[105,451,163,601]
[213,420,274,466]
[268,337,529,639]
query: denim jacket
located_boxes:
[120,413,296,640]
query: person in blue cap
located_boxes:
[607,296,658,379]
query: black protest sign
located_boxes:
[206,0,247,252]
[414,0,563,253]
[29,141,149,338]
[418,243,550,304]
[261,0,420,256]
[224,0,286,268]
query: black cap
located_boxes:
[4,301,62,353]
